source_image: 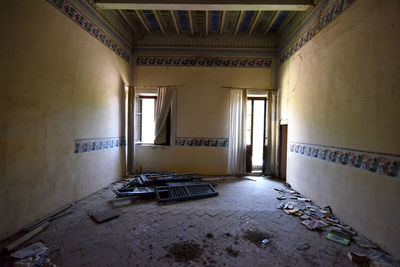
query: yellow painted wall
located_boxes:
[0,0,129,239]
[134,65,273,174]
[278,0,400,257]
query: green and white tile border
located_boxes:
[289,142,400,178]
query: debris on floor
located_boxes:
[155,184,218,203]
[11,242,47,259]
[90,209,120,223]
[296,242,311,251]
[110,173,218,203]
[326,230,351,246]
[261,239,269,245]
[347,251,370,265]
[353,235,380,249]
[14,251,55,267]
[275,184,399,265]
[348,250,397,266]
[7,242,56,267]
[6,222,50,251]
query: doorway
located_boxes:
[279,125,288,180]
[246,97,267,173]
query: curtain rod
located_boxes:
[134,85,185,88]
[222,86,275,90]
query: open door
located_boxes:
[246,97,267,173]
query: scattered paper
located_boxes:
[353,235,379,249]
[11,242,48,259]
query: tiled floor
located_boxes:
[3,176,378,266]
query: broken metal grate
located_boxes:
[155,184,218,203]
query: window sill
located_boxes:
[135,143,170,147]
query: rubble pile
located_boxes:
[275,184,398,266]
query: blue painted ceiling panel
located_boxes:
[177,11,189,31]
[240,11,254,31]
[270,11,289,32]
[143,10,160,30]
[210,11,220,32]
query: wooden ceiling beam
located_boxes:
[135,10,151,34]
[248,10,261,35]
[219,11,226,35]
[205,10,209,36]
[170,10,180,34]
[188,11,194,35]
[117,10,137,32]
[234,11,245,35]
[153,10,166,35]
[264,11,281,34]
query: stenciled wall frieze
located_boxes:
[289,142,400,178]
[46,0,130,62]
[279,0,357,64]
[75,137,126,154]
[137,56,273,68]
[176,138,229,147]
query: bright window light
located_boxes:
[141,98,155,143]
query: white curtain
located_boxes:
[228,89,247,174]
[154,87,176,145]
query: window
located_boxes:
[135,88,176,146]
[138,96,156,143]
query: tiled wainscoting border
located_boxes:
[75,137,126,154]
[176,138,229,147]
[289,142,399,178]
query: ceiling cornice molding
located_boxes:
[76,0,132,48]
[134,41,277,49]
[133,33,279,49]
[134,47,279,56]
[95,0,313,11]
[279,0,357,65]
[46,0,131,61]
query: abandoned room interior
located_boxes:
[1,0,399,266]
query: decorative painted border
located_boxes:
[289,142,400,178]
[46,0,130,62]
[137,57,272,68]
[75,137,126,154]
[279,0,357,64]
[176,138,229,147]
